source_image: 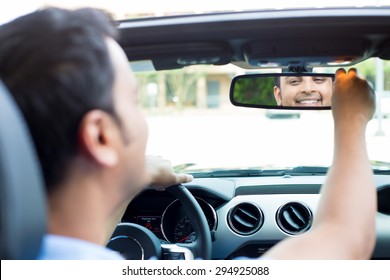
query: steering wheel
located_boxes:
[107,184,212,260]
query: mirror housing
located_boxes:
[230,73,334,109]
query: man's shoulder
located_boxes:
[38,234,124,260]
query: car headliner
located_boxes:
[117,7,390,71]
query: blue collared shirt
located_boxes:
[38,234,124,260]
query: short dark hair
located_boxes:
[0,7,119,193]
[274,76,280,88]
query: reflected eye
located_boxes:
[288,78,301,85]
[313,77,326,83]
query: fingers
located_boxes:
[332,66,376,124]
[153,173,193,192]
[335,68,358,78]
[175,173,194,184]
[146,154,194,191]
[348,68,357,75]
[335,68,346,76]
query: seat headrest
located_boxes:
[0,80,46,259]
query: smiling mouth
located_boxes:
[295,99,322,106]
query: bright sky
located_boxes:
[1,0,389,24]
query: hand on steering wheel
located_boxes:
[107,184,212,260]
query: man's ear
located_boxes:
[273,86,282,106]
[77,110,119,167]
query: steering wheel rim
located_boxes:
[167,184,212,259]
[107,184,212,260]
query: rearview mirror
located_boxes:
[230,73,334,109]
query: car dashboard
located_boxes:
[122,174,390,260]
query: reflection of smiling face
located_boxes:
[274,76,333,107]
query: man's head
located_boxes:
[0,8,149,198]
[273,75,333,107]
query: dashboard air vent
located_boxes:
[276,202,312,235]
[227,203,263,235]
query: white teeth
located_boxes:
[298,100,319,104]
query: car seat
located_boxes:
[0,80,46,259]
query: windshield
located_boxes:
[2,2,390,173]
[137,59,390,172]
